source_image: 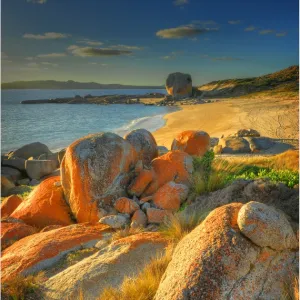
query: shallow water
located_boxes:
[1,89,173,153]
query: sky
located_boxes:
[1,0,299,85]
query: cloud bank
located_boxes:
[23,32,70,39]
[67,45,132,57]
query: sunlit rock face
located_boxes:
[166,72,193,99]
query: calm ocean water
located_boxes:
[1,89,173,154]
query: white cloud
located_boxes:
[27,0,47,3]
[67,45,132,57]
[156,24,218,39]
[173,0,189,6]
[160,51,183,60]
[259,29,274,35]
[276,32,287,37]
[108,44,144,50]
[37,53,67,58]
[23,32,70,39]
[41,62,58,67]
[78,39,103,46]
[245,26,256,31]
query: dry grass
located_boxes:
[282,274,299,300]
[159,211,208,243]
[110,226,145,243]
[1,272,46,300]
[220,150,299,172]
[99,245,173,300]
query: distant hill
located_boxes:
[1,80,164,90]
[197,66,299,99]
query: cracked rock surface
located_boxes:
[154,202,298,300]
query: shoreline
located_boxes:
[153,97,299,148]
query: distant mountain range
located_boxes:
[1,80,164,90]
[197,65,299,99]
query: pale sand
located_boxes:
[153,98,298,148]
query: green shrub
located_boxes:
[226,166,299,188]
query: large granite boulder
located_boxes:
[171,130,210,157]
[42,232,168,300]
[1,223,111,282]
[61,132,138,223]
[8,142,52,160]
[185,178,299,222]
[25,159,57,180]
[155,202,298,300]
[11,176,73,229]
[1,195,23,218]
[124,129,158,167]
[1,176,15,197]
[1,157,26,171]
[166,72,192,99]
[1,167,22,183]
[246,137,275,152]
[218,137,251,154]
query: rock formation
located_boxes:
[166,72,193,99]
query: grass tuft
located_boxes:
[1,272,46,300]
[110,226,145,243]
[159,211,209,243]
[99,245,173,300]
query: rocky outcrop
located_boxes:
[155,202,298,300]
[11,176,73,229]
[142,150,193,197]
[232,129,260,137]
[25,159,58,180]
[1,223,111,282]
[1,167,22,183]
[166,72,193,99]
[1,157,26,171]
[153,181,189,211]
[171,130,210,157]
[185,179,299,221]
[124,129,158,166]
[8,142,52,160]
[246,137,275,152]
[1,195,23,218]
[114,197,140,214]
[218,137,251,154]
[1,222,37,249]
[42,232,168,300]
[1,176,15,197]
[61,132,138,223]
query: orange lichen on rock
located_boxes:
[1,195,23,218]
[61,133,138,223]
[111,232,168,250]
[131,209,148,227]
[11,176,73,229]
[153,181,189,211]
[146,208,172,224]
[127,169,153,197]
[143,150,193,196]
[1,222,37,249]
[171,130,210,156]
[114,197,139,214]
[1,223,111,282]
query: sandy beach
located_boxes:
[153,98,299,148]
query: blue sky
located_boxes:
[1,0,299,85]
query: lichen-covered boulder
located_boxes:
[1,222,37,249]
[155,203,298,300]
[146,208,172,224]
[142,150,193,196]
[127,169,153,197]
[11,176,73,229]
[114,197,140,214]
[166,72,192,98]
[238,201,298,250]
[153,181,189,211]
[61,132,138,223]
[1,195,23,218]
[1,223,111,282]
[42,232,168,300]
[25,159,57,180]
[131,209,148,228]
[124,129,158,166]
[218,137,251,154]
[171,130,210,156]
[8,142,52,159]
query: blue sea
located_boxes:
[1,89,174,154]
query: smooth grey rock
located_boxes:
[1,167,22,183]
[218,137,251,154]
[99,215,129,229]
[25,159,57,180]
[2,158,26,171]
[9,142,52,160]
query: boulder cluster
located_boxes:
[1,127,298,300]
